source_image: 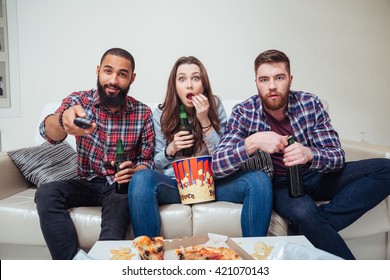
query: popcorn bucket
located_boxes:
[172,156,215,204]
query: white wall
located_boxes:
[0,0,389,150]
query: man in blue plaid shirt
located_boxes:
[212,49,390,259]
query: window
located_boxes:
[0,0,21,117]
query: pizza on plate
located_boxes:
[176,245,242,260]
[132,236,164,260]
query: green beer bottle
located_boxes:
[179,105,194,157]
[114,139,127,194]
[287,136,304,197]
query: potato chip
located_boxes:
[252,241,273,260]
[110,247,136,260]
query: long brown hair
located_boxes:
[159,56,220,153]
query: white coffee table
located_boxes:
[231,235,314,252]
[88,235,315,260]
[88,240,138,260]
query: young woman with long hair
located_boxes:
[128,56,273,238]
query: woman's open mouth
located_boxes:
[186,93,194,101]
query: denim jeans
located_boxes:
[35,177,130,260]
[128,169,273,238]
[273,158,390,260]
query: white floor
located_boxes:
[0,243,52,260]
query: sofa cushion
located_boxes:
[191,201,288,237]
[0,187,101,250]
[159,204,193,239]
[7,142,78,187]
[0,187,194,251]
[192,201,243,237]
[0,188,47,246]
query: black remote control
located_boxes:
[74,117,92,129]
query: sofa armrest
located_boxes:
[341,139,390,162]
[0,151,33,200]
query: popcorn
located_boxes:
[172,156,216,204]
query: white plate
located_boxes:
[230,235,314,258]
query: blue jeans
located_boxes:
[273,158,390,260]
[35,177,130,259]
[128,169,273,238]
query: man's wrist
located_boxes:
[58,109,66,129]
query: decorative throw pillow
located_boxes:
[240,149,274,178]
[8,141,79,187]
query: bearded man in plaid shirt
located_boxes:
[36,48,155,259]
[212,49,390,260]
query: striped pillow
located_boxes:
[8,142,78,187]
[240,149,274,178]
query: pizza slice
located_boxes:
[132,236,164,260]
[176,245,242,260]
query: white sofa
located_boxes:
[0,100,389,260]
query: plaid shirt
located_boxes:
[40,89,155,185]
[212,91,345,178]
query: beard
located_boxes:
[97,78,130,108]
[258,89,289,111]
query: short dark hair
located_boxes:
[100,48,135,72]
[254,49,290,75]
